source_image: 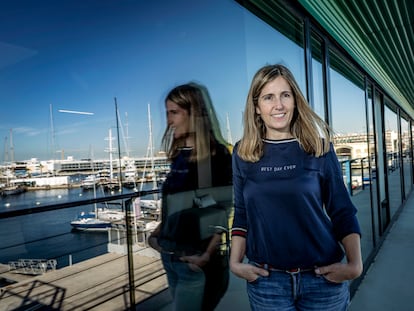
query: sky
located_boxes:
[0,0,251,161]
[0,0,367,162]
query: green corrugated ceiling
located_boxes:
[298,0,414,117]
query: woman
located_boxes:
[230,64,362,310]
[148,83,232,311]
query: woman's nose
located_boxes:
[273,97,283,109]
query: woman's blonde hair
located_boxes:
[161,83,229,161]
[238,64,331,162]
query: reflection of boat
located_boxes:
[80,175,98,190]
[70,217,112,231]
[97,203,125,221]
[122,160,137,189]
[1,184,26,196]
[100,179,121,192]
[139,199,161,210]
[70,211,112,231]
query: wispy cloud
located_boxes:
[0,42,38,70]
[11,127,47,137]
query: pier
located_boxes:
[0,250,167,310]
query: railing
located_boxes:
[340,156,372,196]
[0,188,162,310]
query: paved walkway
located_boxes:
[349,191,414,311]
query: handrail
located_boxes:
[0,188,161,219]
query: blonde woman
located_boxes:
[230,64,362,311]
[149,83,232,311]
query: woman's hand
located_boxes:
[180,252,210,268]
[148,224,162,252]
[315,261,363,283]
[230,261,269,282]
[315,233,363,283]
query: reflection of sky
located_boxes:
[330,69,367,134]
[1,0,310,162]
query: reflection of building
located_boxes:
[334,133,370,160]
[385,130,399,154]
[0,152,169,176]
[334,130,401,160]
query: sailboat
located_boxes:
[99,128,121,192]
[137,104,162,210]
[70,211,112,231]
[1,130,27,196]
[71,147,113,232]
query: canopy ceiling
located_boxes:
[298,0,414,117]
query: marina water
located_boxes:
[0,180,158,269]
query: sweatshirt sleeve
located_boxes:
[322,143,361,241]
[231,144,247,238]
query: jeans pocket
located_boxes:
[187,262,203,272]
[247,274,263,284]
[320,274,345,285]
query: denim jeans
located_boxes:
[161,253,205,311]
[246,268,350,311]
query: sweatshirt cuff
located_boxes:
[231,227,247,238]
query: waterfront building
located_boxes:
[1,153,169,176]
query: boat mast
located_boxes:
[114,98,123,190]
[226,113,233,145]
[148,103,155,179]
[9,129,15,163]
[105,128,115,181]
[139,103,156,192]
[3,136,8,163]
[50,104,56,159]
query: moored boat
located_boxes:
[80,175,99,190]
[70,217,112,231]
[1,184,26,196]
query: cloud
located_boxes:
[0,42,38,70]
[12,126,46,137]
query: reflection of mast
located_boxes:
[50,104,56,159]
[3,136,8,163]
[226,113,233,145]
[124,112,131,157]
[148,104,155,175]
[139,103,156,192]
[105,128,116,180]
[114,98,123,190]
[9,129,14,162]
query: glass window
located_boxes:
[401,114,412,197]
[384,104,402,217]
[366,82,379,250]
[311,29,326,120]
[241,1,306,100]
[329,48,372,260]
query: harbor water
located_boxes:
[0,180,159,269]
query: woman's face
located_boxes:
[166,99,190,138]
[255,76,295,140]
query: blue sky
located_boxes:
[0,0,250,161]
[0,0,366,162]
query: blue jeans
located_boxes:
[247,268,349,311]
[161,253,205,311]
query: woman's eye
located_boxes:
[263,94,273,101]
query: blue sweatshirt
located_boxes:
[231,138,361,269]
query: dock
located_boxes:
[0,250,168,310]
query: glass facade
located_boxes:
[366,83,380,248]
[1,0,413,309]
[384,104,402,217]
